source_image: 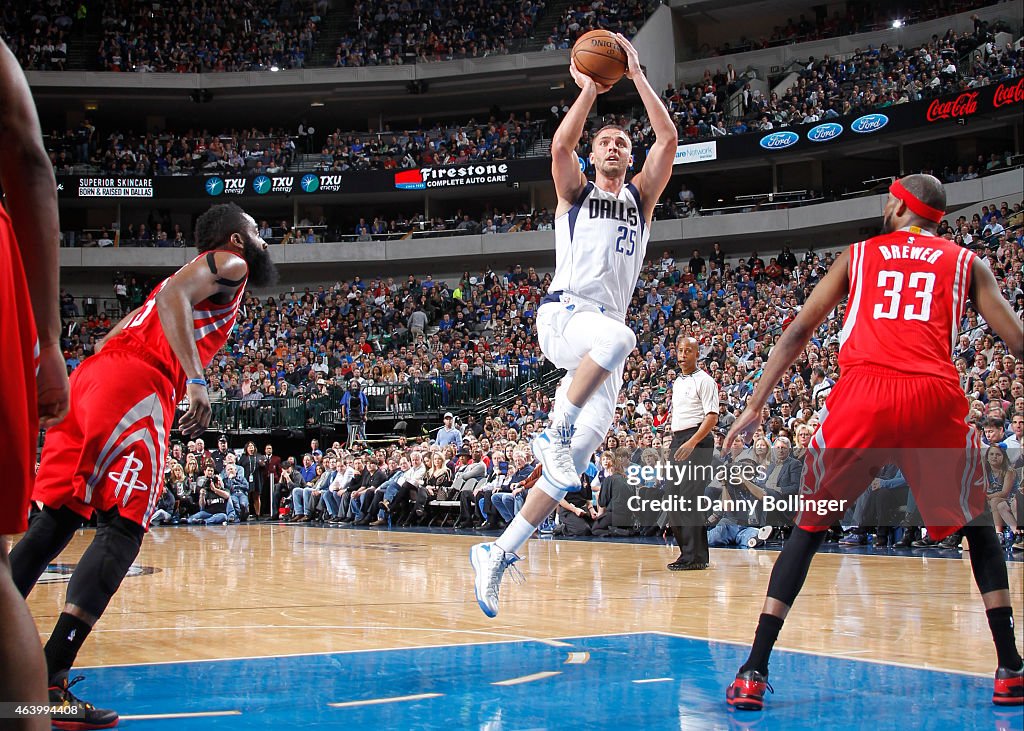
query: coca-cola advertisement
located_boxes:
[926,92,980,122]
[992,77,1024,109]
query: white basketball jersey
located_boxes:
[549,181,648,319]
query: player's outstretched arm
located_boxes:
[614,33,676,220]
[156,252,247,436]
[0,39,69,426]
[552,61,607,211]
[724,250,850,450]
[970,258,1023,358]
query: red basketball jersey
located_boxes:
[838,228,975,384]
[103,250,247,393]
[0,204,40,534]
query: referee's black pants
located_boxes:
[668,428,714,565]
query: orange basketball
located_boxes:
[571,29,627,86]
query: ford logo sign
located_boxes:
[807,123,844,142]
[850,113,889,134]
[759,131,799,150]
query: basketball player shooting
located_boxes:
[721,174,1024,711]
[9,203,277,729]
[0,37,71,731]
[471,33,676,617]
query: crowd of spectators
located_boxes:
[702,1,999,57]
[46,113,543,177]
[47,122,298,177]
[58,199,1024,546]
[1,0,1007,78]
[540,0,657,52]
[555,24,1022,206]
[312,113,541,172]
[0,0,78,70]
[41,17,1021,183]
[661,26,1021,144]
[333,0,546,67]
[96,0,328,72]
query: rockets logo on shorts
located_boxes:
[108,453,151,507]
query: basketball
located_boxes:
[571,29,627,86]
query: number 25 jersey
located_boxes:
[550,181,648,320]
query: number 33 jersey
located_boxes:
[550,181,648,320]
[838,228,976,383]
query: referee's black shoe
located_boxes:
[49,671,119,729]
[726,669,773,711]
[667,557,708,571]
[993,664,1024,706]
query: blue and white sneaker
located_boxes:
[470,542,521,618]
[532,422,579,491]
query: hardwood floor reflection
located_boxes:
[22,524,1023,675]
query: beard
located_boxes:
[242,236,278,287]
[599,159,627,178]
[881,209,899,234]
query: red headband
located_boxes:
[889,179,944,223]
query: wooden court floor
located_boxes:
[21,524,1024,676]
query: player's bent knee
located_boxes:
[590,323,636,372]
[65,510,145,618]
[8,506,85,597]
[534,475,569,502]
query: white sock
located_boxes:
[495,514,536,555]
[550,400,582,429]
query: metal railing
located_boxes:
[190,364,559,433]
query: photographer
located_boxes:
[188,464,231,524]
[706,458,772,548]
[341,379,369,449]
[223,463,249,523]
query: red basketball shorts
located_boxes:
[33,350,176,531]
[0,211,39,535]
[795,367,986,540]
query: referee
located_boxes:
[667,335,719,571]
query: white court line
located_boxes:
[74,630,644,669]
[119,711,241,721]
[491,671,562,686]
[632,678,673,684]
[329,693,443,708]
[564,652,590,664]
[650,630,992,679]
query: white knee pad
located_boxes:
[535,477,569,501]
[589,320,636,372]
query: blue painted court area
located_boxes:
[80,633,1020,730]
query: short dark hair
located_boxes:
[194,203,249,253]
[898,174,946,222]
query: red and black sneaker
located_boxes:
[726,669,773,711]
[993,664,1024,706]
[49,673,119,730]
